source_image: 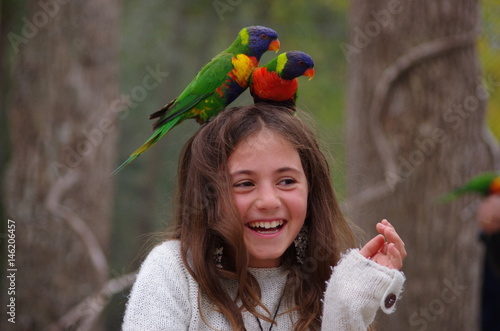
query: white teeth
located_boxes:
[248,220,284,229]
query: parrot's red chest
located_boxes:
[251,68,298,101]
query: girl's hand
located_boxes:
[359,219,407,270]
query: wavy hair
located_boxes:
[172,103,358,330]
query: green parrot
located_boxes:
[113,26,280,174]
[438,172,500,203]
[249,51,315,110]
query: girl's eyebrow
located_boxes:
[230,167,302,177]
[276,167,302,174]
[230,169,254,177]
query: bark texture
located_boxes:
[345,0,500,330]
[2,0,120,329]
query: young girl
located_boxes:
[122,103,407,330]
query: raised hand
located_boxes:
[359,219,407,270]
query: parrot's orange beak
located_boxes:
[268,39,280,53]
[304,68,315,80]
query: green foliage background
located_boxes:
[480,0,500,140]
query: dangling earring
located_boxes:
[294,225,309,264]
[214,246,223,269]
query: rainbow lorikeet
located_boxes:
[438,172,500,203]
[249,51,314,109]
[113,26,280,174]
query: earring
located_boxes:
[294,225,309,264]
[214,246,223,269]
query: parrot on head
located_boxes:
[249,51,315,109]
[113,25,280,174]
[437,172,500,203]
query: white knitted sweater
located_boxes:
[122,240,405,330]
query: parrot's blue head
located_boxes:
[281,51,315,81]
[243,26,280,60]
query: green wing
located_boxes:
[437,172,499,203]
[113,53,238,175]
[153,52,236,126]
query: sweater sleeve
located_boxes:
[321,249,405,331]
[122,241,193,331]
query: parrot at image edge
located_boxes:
[249,51,315,110]
[112,26,280,174]
[437,172,500,203]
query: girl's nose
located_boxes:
[255,186,281,210]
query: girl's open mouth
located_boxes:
[246,220,286,234]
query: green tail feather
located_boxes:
[112,117,182,175]
[435,188,469,204]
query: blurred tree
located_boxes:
[2,0,120,330]
[0,0,26,290]
[345,0,499,330]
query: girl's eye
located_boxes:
[233,181,254,188]
[278,178,296,186]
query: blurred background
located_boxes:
[0,0,499,330]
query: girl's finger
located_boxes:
[382,224,407,260]
[381,219,392,227]
[376,220,389,235]
[388,243,403,270]
[360,234,385,259]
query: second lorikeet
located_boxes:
[438,172,500,203]
[113,25,280,174]
[249,51,315,109]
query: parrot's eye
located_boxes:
[259,33,267,39]
[298,61,304,66]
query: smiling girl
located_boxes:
[123,103,407,330]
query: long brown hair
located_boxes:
[172,103,358,330]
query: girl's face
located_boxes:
[228,128,308,268]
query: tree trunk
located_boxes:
[345,0,500,330]
[2,0,120,330]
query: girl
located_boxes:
[122,103,406,330]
